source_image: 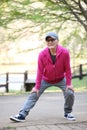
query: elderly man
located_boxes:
[10,32,76,122]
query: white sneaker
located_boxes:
[64,113,76,121]
[10,114,25,122]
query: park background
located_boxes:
[0,0,87,93]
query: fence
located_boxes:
[0,63,87,92]
[72,63,87,79]
[0,71,28,92]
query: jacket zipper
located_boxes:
[53,63,56,81]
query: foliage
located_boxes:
[0,0,87,30]
[0,0,87,63]
[52,0,87,32]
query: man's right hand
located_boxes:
[31,87,39,96]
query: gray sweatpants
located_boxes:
[19,78,74,117]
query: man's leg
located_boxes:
[10,80,50,122]
[63,89,74,114]
[55,78,75,120]
[19,92,39,117]
[19,80,51,117]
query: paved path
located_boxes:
[0,91,87,130]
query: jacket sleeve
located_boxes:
[34,52,44,90]
[64,50,72,86]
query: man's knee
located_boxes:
[65,89,74,98]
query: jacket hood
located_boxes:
[44,45,63,59]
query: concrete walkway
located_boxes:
[0,91,87,130]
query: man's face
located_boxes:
[46,37,58,49]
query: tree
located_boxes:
[54,0,87,32]
[37,0,87,32]
[0,0,87,32]
[0,0,86,65]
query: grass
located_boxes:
[72,76,87,91]
[45,76,87,92]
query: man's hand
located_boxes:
[66,85,74,92]
[31,87,39,96]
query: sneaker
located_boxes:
[10,114,25,122]
[64,113,76,121]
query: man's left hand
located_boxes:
[66,85,74,92]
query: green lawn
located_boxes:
[72,76,87,91]
[45,76,87,92]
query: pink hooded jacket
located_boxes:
[35,45,72,90]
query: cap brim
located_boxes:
[45,36,56,40]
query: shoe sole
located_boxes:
[64,117,76,121]
[10,116,25,122]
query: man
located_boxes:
[10,32,76,122]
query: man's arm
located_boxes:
[64,50,74,91]
[32,52,44,95]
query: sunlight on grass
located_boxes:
[72,77,87,91]
[45,76,87,92]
